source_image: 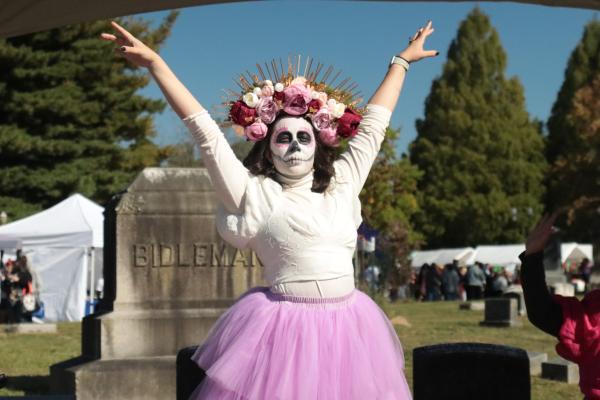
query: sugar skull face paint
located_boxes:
[270,117,316,178]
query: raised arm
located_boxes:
[335,21,438,194]
[520,213,563,337]
[101,22,248,213]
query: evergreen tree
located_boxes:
[360,127,422,285]
[0,13,178,221]
[409,8,546,248]
[546,20,600,241]
[546,20,600,165]
[550,73,600,242]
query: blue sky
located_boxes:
[135,1,598,155]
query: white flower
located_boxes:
[253,87,263,97]
[332,102,346,118]
[311,91,320,100]
[243,92,259,108]
[275,82,284,92]
[264,80,273,87]
[327,99,337,108]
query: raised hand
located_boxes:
[525,212,560,255]
[398,20,439,63]
[100,21,160,68]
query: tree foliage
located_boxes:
[0,13,178,221]
[360,126,422,284]
[409,7,546,248]
[550,73,600,241]
[546,20,600,241]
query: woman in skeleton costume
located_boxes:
[102,19,438,400]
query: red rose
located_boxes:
[229,101,256,127]
[336,108,362,138]
[273,91,285,102]
[307,99,321,113]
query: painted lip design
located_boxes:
[275,154,315,165]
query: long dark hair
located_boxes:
[242,115,336,193]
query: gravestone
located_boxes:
[551,282,575,297]
[413,343,530,400]
[527,351,548,376]
[503,286,526,316]
[480,297,521,327]
[50,168,265,399]
[542,358,579,384]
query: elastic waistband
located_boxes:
[266,288,356,307]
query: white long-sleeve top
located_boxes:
[182,104,391,298]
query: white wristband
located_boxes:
[390,55,409,72]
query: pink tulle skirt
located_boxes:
[190,286,412,400]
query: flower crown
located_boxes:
[226,57,364,147]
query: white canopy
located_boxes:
[468,244,526,267]
[410,247,475,268]
[0,194,104,321]
[561,242,593,264]
[0,233,22,249]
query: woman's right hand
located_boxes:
[100,21,160,68]
[525,212,559,255]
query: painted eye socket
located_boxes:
[297,131,312,144]
[275,131,292,144]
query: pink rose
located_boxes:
[318,127,340,147]
[244,120,268,142]
[311,108,332,130]
[336,108,362,138]
[229,100,256,127]
[261,85,274,97]
[256,97,279,124]
[282,84,312,115]
[307,99,321,113]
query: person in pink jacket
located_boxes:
[520,213,600,399]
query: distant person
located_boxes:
[579,258,593,293]
[425,264,443,301]
[441,263,460,300]
[489,267,508,297]
[521,213,600,400]
[465,262,486,300]
[415,263,429,301]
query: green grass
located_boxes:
[0,300,581,398]
[0,322,80,396]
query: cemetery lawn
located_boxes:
[0,299,580,399]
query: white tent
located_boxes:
[0,194,103,321]
[0,233,22,249]
[561,243,593,264]
[410,247,475,268]
[468,244,526,267]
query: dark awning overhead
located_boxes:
[1,0,599,39]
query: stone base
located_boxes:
[50,356,176,400]
[459,301,484,311]
[541,358,579,384]
[3,323,57,334]
[82,307,227,359]
[479,320,522,327]
[527,351,548,376]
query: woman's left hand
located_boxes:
[398,20,438,63]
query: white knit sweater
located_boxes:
[182,104,391,297]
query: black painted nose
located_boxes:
[289,140,300,153]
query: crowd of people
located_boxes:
[0,250,41,323]
[411,261,518,302]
